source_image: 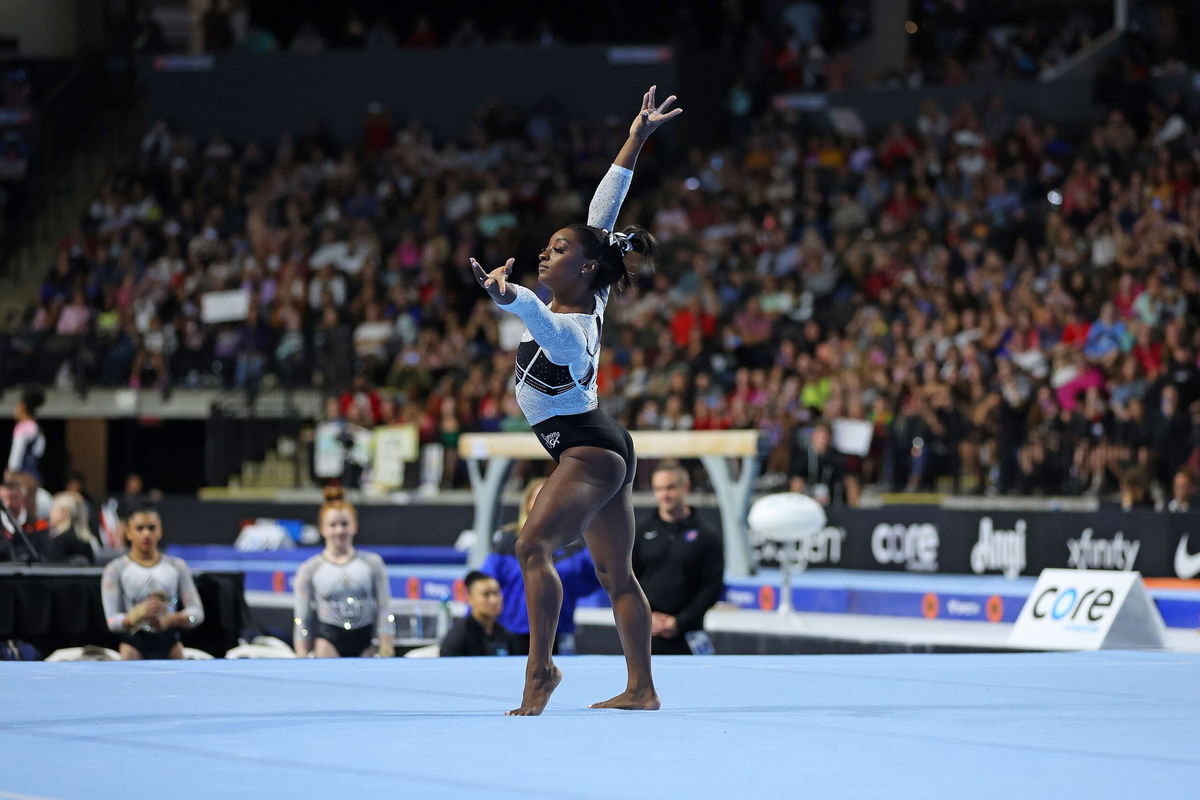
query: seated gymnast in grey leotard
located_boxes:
[101,508,205,660]
[293,487,394,657]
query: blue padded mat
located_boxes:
[1,653,1197,799]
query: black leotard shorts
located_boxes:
[530,409,636,485]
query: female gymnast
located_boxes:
[472,86,681,715]
[293,487,395,658]
[7,387,45,484]
[101,507,205,659]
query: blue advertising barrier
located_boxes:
[191,557,1200,630]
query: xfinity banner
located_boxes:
[1009,569,1166,650]
[757,507,1200,579]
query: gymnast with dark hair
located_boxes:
[101,508,205,660]
[7,386,45,484]
[471,86,682,715]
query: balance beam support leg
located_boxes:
[467,457,512,568]
[700,454,759,578]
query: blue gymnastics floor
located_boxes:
[2,652,1197,799]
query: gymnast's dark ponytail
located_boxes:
[569,223,658,293]
[20,386,45,418]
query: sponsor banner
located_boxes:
[722,583,850,614]
[606,46,673,65]
[847,589,1019,623]
[1175,533,1200,581]
[722,581,1024,623]
[870,521,940,573]
[752,524,846,570]
[1009,569,1167,650]
[799,507,1195,579]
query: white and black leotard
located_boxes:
[502,163,632,426]
[495,164,637,483]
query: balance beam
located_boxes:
[458,430,764,577]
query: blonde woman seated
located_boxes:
[47,491,98,564]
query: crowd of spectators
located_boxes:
[5,51,1200,506]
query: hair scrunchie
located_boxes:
[603,229,634,255]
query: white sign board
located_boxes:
[1009,569,1166,651]
[832,418,873,456]
[312,422,372,479]
[201,289,251,323]
[372,425,419,490]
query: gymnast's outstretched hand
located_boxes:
[629,85,683,141]
[471,257,517,305]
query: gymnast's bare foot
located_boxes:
[589,688,661,711]
[507,664,563,716]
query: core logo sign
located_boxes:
[871,523,939,572]
[405,575,421,600]
[1030,584,1115,630]
[758,585,777,611]
[1010,569,1166,650]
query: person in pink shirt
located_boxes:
[55,291,91,337]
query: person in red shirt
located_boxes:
[1130,323,1165,377]
[338,374,383,426]
[1112,273,1142,320]
[1059,308,1091,349]
[669,295,716,349]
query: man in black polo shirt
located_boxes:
[440,570,518,657]
[632,462,724,655]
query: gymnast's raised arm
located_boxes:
[588,85,683,232]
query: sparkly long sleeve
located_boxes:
[369,553,395,637]
[293,558,317,645]
[587,164,633,232]
[501,285,590,365]
[101,559,127,633]
[173,558,205,628]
